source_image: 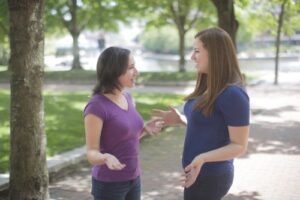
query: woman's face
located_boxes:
[191,38,209,73]
[118,54,139,88]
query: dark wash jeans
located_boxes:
[184,169,234,200]
[91,176,141,200]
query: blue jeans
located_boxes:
[184,170,234,200]
[91,176,141,200]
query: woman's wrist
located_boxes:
[194,154,206,166]
[143,124,151,135]
[99,153,108,163]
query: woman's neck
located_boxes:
[105,89,123,98]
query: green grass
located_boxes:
[0,69,198,84]
[0,69,258,84]
[0,91,184,173]
[138,72,197,82]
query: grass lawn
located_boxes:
[0,90,184,173]
[0,69,257,84]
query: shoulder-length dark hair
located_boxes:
[93,46,130,95]
[185,27,245,117]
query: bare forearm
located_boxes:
[195,143,247,165]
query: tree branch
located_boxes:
[186,10,200,32]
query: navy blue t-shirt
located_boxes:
[182,85,250,176]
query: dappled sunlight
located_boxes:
[140,126,185,200]
[69,102,86,111]
[244,119,300,155]
[141,172,184,200]
[251,105,300,124]
[225,191,262,200]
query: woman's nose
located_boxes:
[190,52,195,60]
[135,68,139,76]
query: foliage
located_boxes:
[0,0,8,43]
[0,1,9,65]
[0,90,183,173]
[141,0,215,29]
[236,0,300,40]
[138,0,215,71]
[140,26,196,54]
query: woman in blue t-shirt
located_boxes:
[153,27,250,200]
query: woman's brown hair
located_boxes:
[93,47,130,95]
[185,27,245,117]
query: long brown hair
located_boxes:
[185,27,245,117]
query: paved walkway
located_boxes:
[48,82,300,200]
[1,80,300,200]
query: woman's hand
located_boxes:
[144,118,164,135]
[182,155,205,188]
[103,153,126,170]
[152,107,185,126]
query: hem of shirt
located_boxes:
[92,172,140,182]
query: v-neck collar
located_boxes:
[100,93,129,112]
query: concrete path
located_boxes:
[48,82,300,200]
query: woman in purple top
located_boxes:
[153,27,250,200]
[84,47,162,200]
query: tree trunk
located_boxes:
[178,29,186,72]
[71,32,82,70]
[8,0,49,199]
[274,1,286,85]
[212,0,238,47]
[70,0,82,70]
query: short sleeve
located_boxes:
[216,86,250,126]
[83,99,107,121]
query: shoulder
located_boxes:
[218,85,249,101]
[216,85,250,125]
[215,85,249,110]
[86,94,105,107]
[83,94,108,118]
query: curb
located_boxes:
[0,146,86,191]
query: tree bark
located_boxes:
[8,0,49,199]
[71,32,81,70]
[212,0,238,47]
[70,0,82,70]
[178,29,186,72]
[274,1,287,85]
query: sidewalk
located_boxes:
[1,80,300,200]
[46,81,300,200]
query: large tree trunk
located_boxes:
[274,1,287,85]
[8,0,49,199]
[212,0,238,47]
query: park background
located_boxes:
[0,0,300,199]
